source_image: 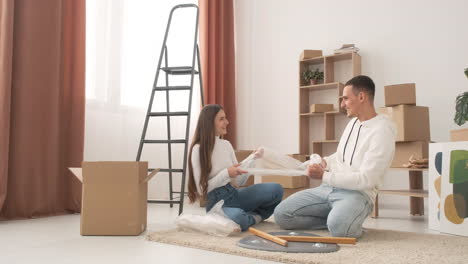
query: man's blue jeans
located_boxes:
[206,183,283,231]
[274,184,373,238]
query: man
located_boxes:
[274,75,396,238]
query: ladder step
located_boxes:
[158,168,184,173]
[148,199,182,204]
[154,86,191,91]
[149,111,189,117]
[144,139,187,144]
[160,66,199,75]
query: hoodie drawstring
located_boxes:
[343,118,362,166]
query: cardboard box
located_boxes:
[235,150,255,187]
[283,187,308,200]
[450,128,468,142]
[300,50,322,60]
[260,153,310,188]
[378,105,430,142]
[289,154,309,163]
[384,83,416,106]
[392,141,429,168]
[261,175,310,188]
[310,104,334,113]
[235,150,253,163]
[242,175,254,187]
[69,162,158,236]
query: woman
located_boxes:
[188,104,283,231]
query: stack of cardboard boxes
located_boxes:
[260,154,312,199]
[377,83,431,167]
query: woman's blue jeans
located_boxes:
[274,184,373,238]
[206,183,283,231]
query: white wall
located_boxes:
[235,0,468,207]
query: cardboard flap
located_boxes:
[141,168,160,183]
[68,168,83,183]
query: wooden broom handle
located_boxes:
[276,235,356,245]
[248,227,288,247]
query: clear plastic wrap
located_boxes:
[245,147,322,176]
[175,200,241,237]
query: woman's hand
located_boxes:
[228,164,248,178]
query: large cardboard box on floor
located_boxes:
[378,105,430,142]
[384,83,416,106]
[69,162,158,236]
[392,141,429,168]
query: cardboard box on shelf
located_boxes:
[392,141,429,168]
[310,104,334,113]
[69,162,158,236]
[300,50,323,60]
[384,83,416,107]
[450,128,468,142]
[283,187,309,200]
[378,105,430,142]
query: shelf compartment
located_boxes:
[299,83,345,114]
[301,56,325,65]
[379,189,428,198]
[300,82,343,90]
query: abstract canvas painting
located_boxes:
[428,143,444,231]
[439,142,468,237]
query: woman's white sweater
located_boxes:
[191,137,255,194]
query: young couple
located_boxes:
[188,75,396,237]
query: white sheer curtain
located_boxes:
[85,0,200,199]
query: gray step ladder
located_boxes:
[136,4,204,215]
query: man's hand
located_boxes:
[253,147,264,159]
[228,164,248,178]
[321,158,327,169]
[307,164,324,179]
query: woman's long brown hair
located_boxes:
[188,104,223,203]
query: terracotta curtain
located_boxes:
[0,0,85,219]
[199,0,237,148]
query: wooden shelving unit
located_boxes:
[372,168,428,218]
[299,50,361,156]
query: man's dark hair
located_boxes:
[345,75,375,100]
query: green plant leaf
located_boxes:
[455,91,468,126]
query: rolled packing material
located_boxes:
[245,168,305,176]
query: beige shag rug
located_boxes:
[147,221,468,264]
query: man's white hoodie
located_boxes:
[322,114,396,203]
